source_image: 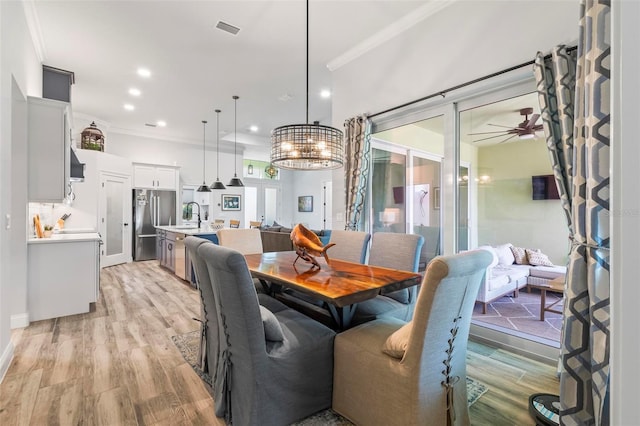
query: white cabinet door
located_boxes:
[28,97,70,202]
[133,164,177,190]
[133,164,157,188]
[28,239,99,321]
[155,167,176,190]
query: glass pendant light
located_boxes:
[227,95,244,187]
[197,120,211,192]
[210,109,226,190]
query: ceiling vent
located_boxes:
[216,21,240,35]
[145,123,157,127]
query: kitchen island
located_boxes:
[154,225,218,283]
[27,232,101,322]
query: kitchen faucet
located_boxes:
[185,201,202,228]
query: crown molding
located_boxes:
[22,0,47,63]
[327,0,456,72]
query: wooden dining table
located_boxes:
[244,251,423,329]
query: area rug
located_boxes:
[172,330,488,424]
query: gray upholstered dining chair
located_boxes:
[325,229,371,264]
[333,250,493,426]
[198,242,336,426]
[216,228,266,293]
[184,237,218,379]
[350,232,424,325]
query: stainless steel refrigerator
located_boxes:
[133,189,176,261]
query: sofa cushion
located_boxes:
[494,243,515,265]
[510,246,529,264]
[526,248,554,266]
[382,321,412,359]
[259,305,285,342]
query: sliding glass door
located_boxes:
[370,114,445,270]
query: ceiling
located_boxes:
[32,0,431,157]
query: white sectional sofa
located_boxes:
[476,243,567,314]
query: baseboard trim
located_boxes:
[10,313,29,329]
[0,340,15,384]
[470,323,561,365]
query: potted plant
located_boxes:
[43,225,54,238]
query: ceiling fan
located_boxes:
[470,107,543,144]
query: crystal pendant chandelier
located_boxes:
[227,96,244,187]
[197,120,211,192]
[210,109,226,190]
[270,0,343,170]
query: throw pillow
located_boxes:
[382,322,412,359]
[259,306,285,342]
[494,243,515,265]
[510,246,529,265]
[526,248,555,267]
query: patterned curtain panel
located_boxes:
[534,1,610,425]
[343,116,371,231]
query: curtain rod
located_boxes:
[368,45,577,119]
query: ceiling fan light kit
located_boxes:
[270,0,343,171]
[470,107,543,144]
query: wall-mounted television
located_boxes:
[532,174,560,200]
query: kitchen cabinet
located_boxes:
[160,230,176,272]
[27,233,101,321]
[156,229,166,266]
[133,163,178,190]
[27,96,70,202]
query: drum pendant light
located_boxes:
[227,95,244,187]
[210,109,226,190]
[270,0,343,170]
[196,120,211,192]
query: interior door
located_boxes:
[100,173,131,267]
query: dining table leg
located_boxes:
[328,304,357,330]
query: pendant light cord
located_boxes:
[233,95,239,177]
[202,120,207,182]
[306,0,309,125]
[216,110,221,180]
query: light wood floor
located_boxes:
[0,261,559,425]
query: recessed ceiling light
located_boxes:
[320,89,331,98]
[124,104,135,111]
[129,88,141,96]
[137,68,151,78]
[156,120,167,127]
[249,125,258,132]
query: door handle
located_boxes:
[123,223,129,227]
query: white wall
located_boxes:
[612,1,640,422]
[0,0,43,377]
[105,131,242,188]
[330,0,578,230]
[290,169,332,230]
[477,139,568,265]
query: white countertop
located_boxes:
[28,232,102,244]
[155,225,219,235]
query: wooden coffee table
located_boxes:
[528,275,565,321]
